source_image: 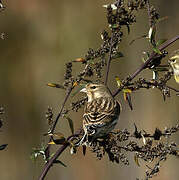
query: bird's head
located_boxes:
[169,49,179,66]
[80,83,111,102]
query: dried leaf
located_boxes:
[125,92,133,110]
[152,71,158,80]
[103,4,117,10]
[48,132,66,145]
[141,134,146,145]
[134,154,140,167]
[0,144,7,151]
[54,160,67,167]
[148,26,156,46]
[50,132,65,138]
[70,146,77,155]
[72,58,86,63]
[53,138,66,145]
[73,81,78,87]
[47,83,65,89]
[112,52,124,59]
[66,117,74,134]
[82,145,86,156]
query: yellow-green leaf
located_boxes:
[134,154,140,167]
[123,89,132,93]
[153,47,162,55]
[48,141,56,145]
[115,77,122,87]
[47,83,65,89]
[156,39,167,47]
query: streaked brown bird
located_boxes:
[169,49,179,84]
[78,83,121,145]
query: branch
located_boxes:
[113,35,179,97]
[45,87,73,159]
[146,0,152,27]
[51,87,73,133]
[39,143,69,180]
[104,33,114,86]
[38,129,83,180]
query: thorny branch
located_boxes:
[37,0,179,179]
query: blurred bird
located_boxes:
[78,83,121,145]
[169,49,179,84]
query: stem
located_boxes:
[38,130,82,180]
[146,0,152,27]
[51,87,73,133]
[166,85,179,93]
[105,33,114,86]
[45,87,73,160]
[39,143,69,180]
[112,35,179,97]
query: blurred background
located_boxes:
[0,0,178,179]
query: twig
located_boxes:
[146,0,152,27]
[38,129,83,180]
[51,87,73,133]
[112,35,179,97]
[166,85,179,93]
[45,87,73,160]
[105,33,114,86]
[39,143,69,180]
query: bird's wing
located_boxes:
[83,97,120,124]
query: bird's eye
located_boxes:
[90,86,96,89]
[170,58,176,63]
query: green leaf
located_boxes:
[153,47,162,55]
[54,160,67,167]
[66,117,74,134]
[0,144,7,151]
[110,24,119,29]
[156,39,167,47]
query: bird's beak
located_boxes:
[80,87,87,93]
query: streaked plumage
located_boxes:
[79,83,121,145]
[169,49,179,84]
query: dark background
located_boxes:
[0,0,178,179]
